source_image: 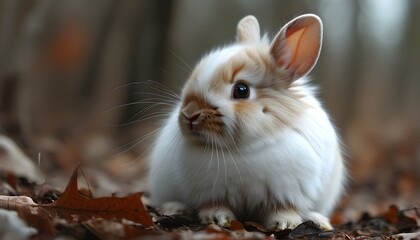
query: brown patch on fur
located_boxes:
[209,46,273,92]
[199,109,224,135]
[233,100,252,113]
[182,94,205,109]
[262,106,269,113]
[231,63,245,83]
[210,58,246,92]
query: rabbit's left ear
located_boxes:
[270,14,323,82]
[237,15,260,43]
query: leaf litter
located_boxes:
[0,167,419,239]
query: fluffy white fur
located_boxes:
[149,14,345,230]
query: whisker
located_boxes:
[199,135,214,187]
[116,112,171,127]
[203,135,209,152]
[106,111,170,127]
[112,82,142,91]
[212,138,220,195]
[225,128,240,156]
[174,62,193,76]
[113,80,180,100]
[159,67,189,90]
[113,128,160,155]
[136,88,181,103]
[124,98,177,121]
[224,136,244,185]
[168,49,193,72]
[216,138,228,185]
[102,98,172,115]
[134,111,172,121]
[129,121,179,164]
[207,135,215,174]
[113,119,177,156]
[131,91,179,101]
[145,80,181,100]
[102,101,150,113]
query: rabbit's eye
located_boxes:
[232,82,250,99]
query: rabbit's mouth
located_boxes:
[179,110,225,144]
[178,99,224,141]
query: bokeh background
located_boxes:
[0,0,418,221]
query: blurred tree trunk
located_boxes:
[399,1,420,128]
[120,0,174,134]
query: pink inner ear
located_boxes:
[285,28,306,68]
[286,23,321,78]
[271,16,322,82]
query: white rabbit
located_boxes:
[149,14,346,231]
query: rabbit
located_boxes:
[149,14,346,231]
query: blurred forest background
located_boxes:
[0,0,418,221]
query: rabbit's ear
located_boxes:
[237,15,260,43]
[270,14,322,82]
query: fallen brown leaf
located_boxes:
[230,220,245,231]
[0,195,56,236]
[48,168,153,227]
[0,167,153,231]
[84,218,159,239]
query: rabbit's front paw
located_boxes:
[199,206,235,228]
[265,209,303,230]
[303,211,333,231]
[162,201,186,216]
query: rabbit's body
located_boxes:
[149,14,345,230]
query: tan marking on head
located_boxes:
[231,63,245,83]
[233,99,253,113]
[209,57,246,92]
[182,93,216,110]
[210,47,274,92]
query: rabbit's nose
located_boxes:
[181,101,202,130]
[181,101,200,120]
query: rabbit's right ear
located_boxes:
[237,15,260,43]
[270,14,323,82]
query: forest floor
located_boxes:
[0,135,419,239]
[1,168,419,239]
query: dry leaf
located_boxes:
[0,167,153,230]
[383,205,399,224]
[0,195,56,236]
[83,218,158,239]
[230,220,245,231]
[48,168,153,227]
